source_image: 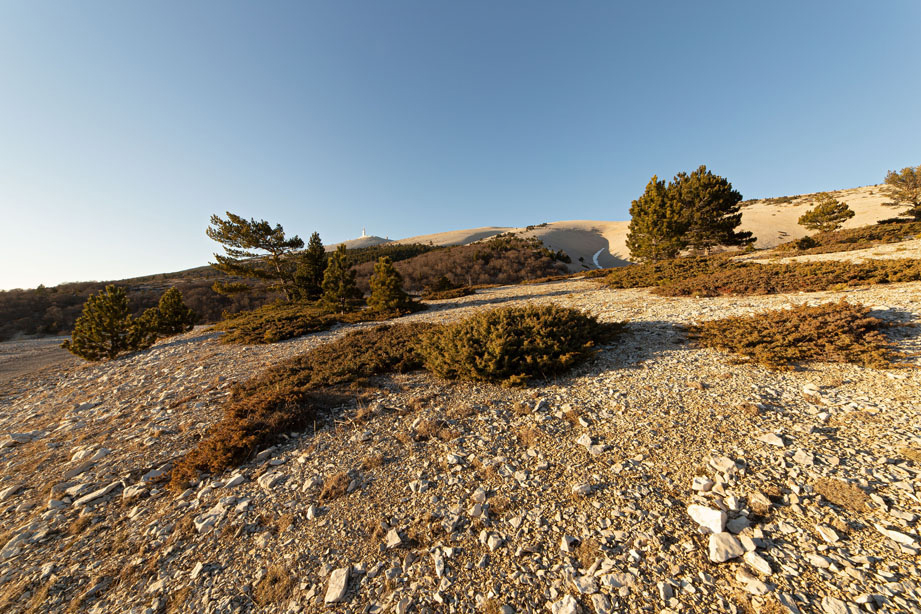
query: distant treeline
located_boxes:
[0,272,276,342]
[0,235,568,342]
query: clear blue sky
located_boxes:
[1,1,919,290]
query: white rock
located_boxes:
[0,486,20,501]
[257,471,286,490]
[692,476,714,492]
[560,535,578,553]
[708,532,744,563]
[571,574,597,594]
[571,483,592,496]
[815,524,840,543]
[589,594,612,614]
[821,596,861,614]
[487,534,503,551]
[73,481,122,507]
[190,562,204,579]
[224,474,246,488]
[727,516,751,534]
[550,595,581,614]
[757,433,785,447]
[688,505,727,534]
[324,567,349,603]
[744,551,772,575]
[385,528,402,549]
[874,523,917,546]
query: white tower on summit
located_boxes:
[361,227,367,237]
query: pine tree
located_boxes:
[669,166,753,253]
[294,232,327,300]
[320,245,362,313]
[152,287,198,335]
[206,212,304,300]
[367,257,416,313]
[626,176,688,262]
[797,193,855,232]
[883,165,921,220]
[62,285,153,361]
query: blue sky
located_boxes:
[1,1,919,290]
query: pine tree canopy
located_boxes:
[670,165,753,253]
[883,165,921,220]
[625,176,688,263]
[797,193,855,232]
[626,166,754,262]
[294,232,328,300]
[320,245,362,313]
[207,212,304,300]
[62,285,152,361]
[367,256,415,313]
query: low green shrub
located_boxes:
[173,305,624,485]
[689,301,900,370]
[418,305,623,386]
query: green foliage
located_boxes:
[62,285,153,361]
[320,245,363,313]
[343,242,442,267]
[626,176,688,262]
[883,164,921,219]
[689,301,899,370]
[794,236,819,250]
[797,193,855,232]
[150,287,197,335]
[656,259,921,297]
[170,323,434,487]
[367,257,418,314]
[293,232,327,300]
[626,167,752,261]
[671,165,753,253]
[206,212,304,300]
[418,305,624,386]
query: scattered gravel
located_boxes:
[0,274,919,613]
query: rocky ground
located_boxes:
[0,275,919,614]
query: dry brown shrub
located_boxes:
[512,401,532,416]
[253,565,294,606]
[563,408,582,427]
[276,513,296,534]
[414,418,447,441]
[736,402,761,418]
[689,301,899,370]
[361,454,385,470]
[814,478,869,513]
[489,496,512,518]
[574,538,600,569]
[899,446,921,463]
[517,425,542,447]
[320,471,351,501]
[170,323,433,488]
[657,258,921,297]
[67,515,92,536]
[166,585,193,613]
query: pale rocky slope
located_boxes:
[0,254,919,613]
[329,185,909,272]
